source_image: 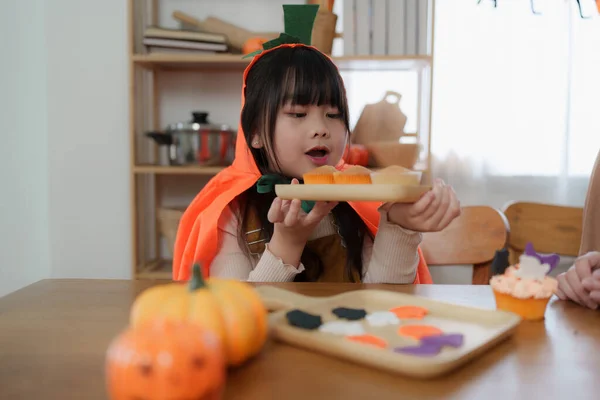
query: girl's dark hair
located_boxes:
[238,46,372,282]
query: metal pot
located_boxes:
[146,112,236,166]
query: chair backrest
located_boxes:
[420,206,510,284]
[502,201,583,265]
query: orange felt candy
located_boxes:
[390,306,428,320]
[397,325,443,340]
[345,334,388,348]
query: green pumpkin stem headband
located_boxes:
[242,4,319,59]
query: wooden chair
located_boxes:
[420,206,510,285]
[502,201,583,265]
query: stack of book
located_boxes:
[143,26,228,54]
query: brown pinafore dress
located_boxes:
[242,207,360,282]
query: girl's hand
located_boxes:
[557,251,600,309]
[582,268,600,305]
[384,178,461,232]
[267,178,338,266]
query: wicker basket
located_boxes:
[158,207,185,257]
[311,9,337,55]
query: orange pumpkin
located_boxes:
[105,318,226,400]
[242,37,267,55]
[130,264,268,367]
[345,144,369,166]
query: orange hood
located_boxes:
[172,43,432,284]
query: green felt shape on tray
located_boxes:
[286,309,323,330]
[332,307,367,321]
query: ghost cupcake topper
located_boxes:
[513,242,560,280]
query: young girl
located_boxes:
[173,44,460,284]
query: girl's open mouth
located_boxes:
[305,146,330,165]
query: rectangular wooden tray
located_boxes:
[274,184,431,203]
[256,286,521,379]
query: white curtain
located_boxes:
[431,0,600,208]
[339,0,600,209]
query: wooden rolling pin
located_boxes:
[173,11,277,50]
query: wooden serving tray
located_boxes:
[256,286,521,379]
[274,184,431,203]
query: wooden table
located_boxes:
[0,280,598,400]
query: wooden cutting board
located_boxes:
[256,286,521,379]
[275,183,431,203]
[352,91,408,144]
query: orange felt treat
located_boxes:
[397,325,443,340]
[346,334,388,348]
[303,165,337,184]
[389,306,428,320]
[333,165,372,184]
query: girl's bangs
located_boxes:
[279,50,345,110]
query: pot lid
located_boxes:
[165,111,233,132]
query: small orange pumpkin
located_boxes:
[242,37,267,55]
[105,318,226,400]
[130,264,268,367]
[345,144,369,166]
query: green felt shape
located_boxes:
[242,33,302,58]
[256,174,290,194]
[256,174,315,214]
[241,4,319,59]
[332,307,367,321]
[263,33,302,50]
[286,309,323,330]
[242,49,263,59]
[283,4,319,46]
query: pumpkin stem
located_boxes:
[189,264,207,291]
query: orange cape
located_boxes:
[172,44,432,284]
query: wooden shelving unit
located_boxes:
[128,0,435,280]
[132,53,433,71]
[137,258,173,279]
[133,165,225,175]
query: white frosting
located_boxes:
[318,321,365,336]
[366,311,400,327]
[512,254,550,281]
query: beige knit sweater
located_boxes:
[209,203,423,283]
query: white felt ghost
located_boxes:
[318,321,366,336]
[513,254,550,280]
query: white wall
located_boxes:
[0,0,131,297]
[45,0,130,279]
[0,0,51,297]
[2,0,306,296]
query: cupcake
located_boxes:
[303,165,337,184]
[333,165,372,184]
[371,165,422,185]
[489,242,559,321]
